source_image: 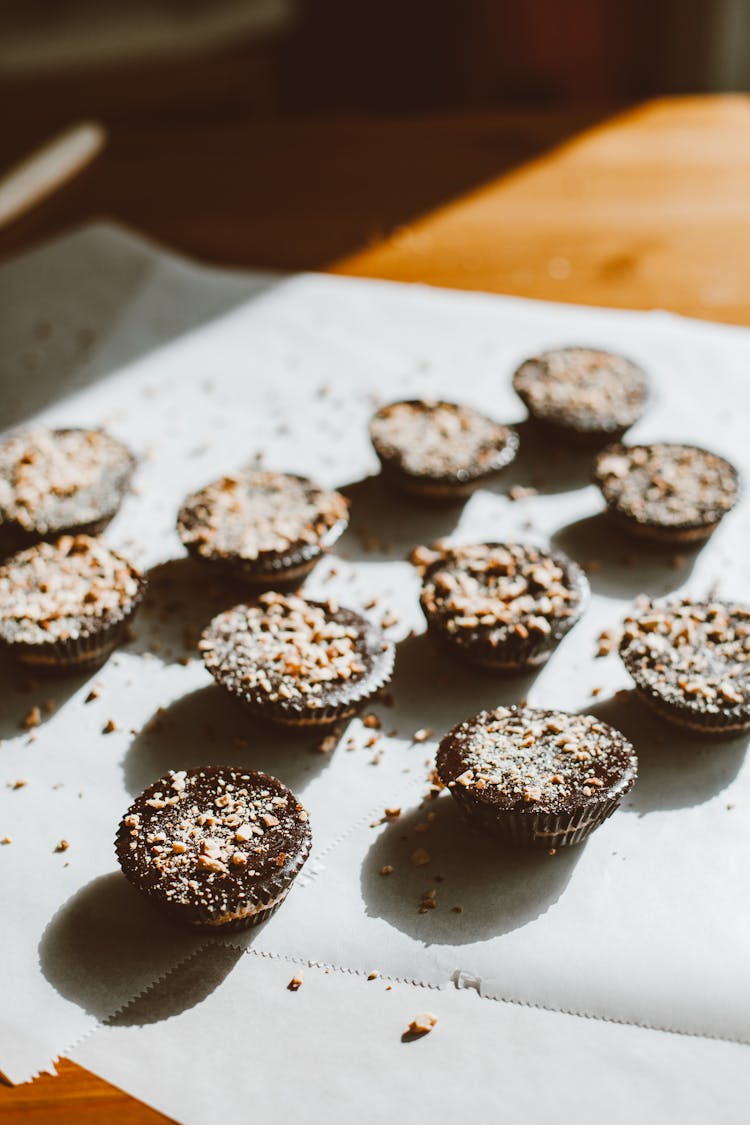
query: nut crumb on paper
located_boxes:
[405,1013,437,1037]
[287,974,303,992]
[21,706,41,730]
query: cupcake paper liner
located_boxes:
[449,786,627,849]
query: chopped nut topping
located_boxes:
[177,470,348,562]
[370,400,516,482]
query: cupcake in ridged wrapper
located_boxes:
[200,593,395,728]
[413,541,588,673]
[369,399,518,500]
[0,427,135,556]
[177,469,349,587]
[0,534,145,673]
[116,767,312,931]
[437,706,637,849]
[619,598,750,736]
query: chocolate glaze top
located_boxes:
[116,767,311,919]
[512,347,647,433]
[437,706,638,813]
[0,535,144,645]
[369,399,518,483]
[620,598,750,719]
[0,427,134,535]
[415,542,588,647]
[177,470,349,564]
[200,593,395,715]
[595,443,739,530]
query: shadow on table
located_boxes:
[489,419,599,497]
[389,630,539,742]
[106,944,245,1028]
[38,872,254,1026]
[585,691,748,814]
[125,556,252,666]
[0,650,92,741]
[360,795,582,946]
[552,513,698,599]
[121,684,336,798]
[0,224,278,430]
[337,474,465,562]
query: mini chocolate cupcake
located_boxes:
[594,442,739,546]
[200,592,395,727]
[0,534,145,672]
[116,767,312,930]
[0,427,135,554]
[619,598,750,736]
[413,542,588,672]
[512,347,648,444]
[369,399,519,499]
[437,706,637,848]
[176,470,349,586]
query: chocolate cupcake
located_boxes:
[619,598,750,735]
[176,470,349,586]
[0,427,135,554]
[116,767,312,930]
[0,534,145,672]
[200,593,395,727]
[594,442,739,546]
[369,399,519,499]
[512,347,648,444]
[413,542,588,672]
[437,706,637,848]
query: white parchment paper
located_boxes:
[1,224,749,1095]
[71,953,750,1125]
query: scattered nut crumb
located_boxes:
[379,865,394,876]
[451,905,463,914]
[406,1013,437,1036]
[55,839,69,853]
[362,713,382,730]
[596,629,617,657]
[9,779,28,789]
[102,719,117,734]
[287,974,303,992]
[367,971,379,981]
[22,706,41,729]
[1,836,12,845]
[412,728,433,744]
[508,485,538,502]
[410,848,431,867]
[316,733,339,754]
[384,807,401,819]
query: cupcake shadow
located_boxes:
[121,685,335,798]
[584,691,748,814]
[552,513,698,599]
[106,943,244,1027]
[125,556,251,666]
[336,474,465,562]
[360,796,582,946]
[487,420,598,497]
[38,872,240,1023]
[0,652,92,740]
[389,631,541,740]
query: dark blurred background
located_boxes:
[3,0,748,110]
[1,0,749,272]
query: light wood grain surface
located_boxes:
[1,77,748,1123]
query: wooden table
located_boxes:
[1,84,749,1123]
